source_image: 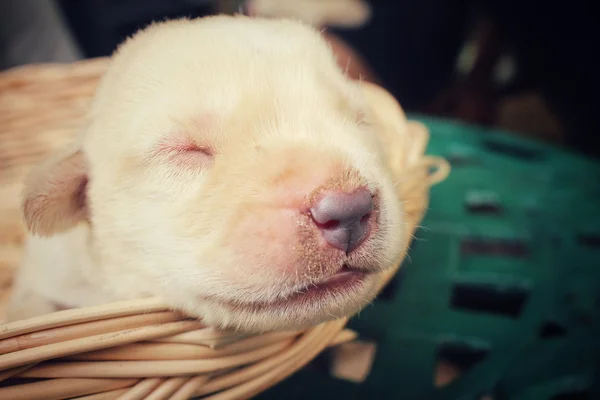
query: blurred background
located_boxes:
[1,0,598,158]
[1,1,599,399]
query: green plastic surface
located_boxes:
[256,116,600,400]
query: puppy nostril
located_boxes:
[315,219,340,231]
[310,187,374,254]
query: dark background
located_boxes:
[3,0,598,158]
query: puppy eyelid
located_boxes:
[170,144,215,164]
[151,140,215,169]
[185,146,214,157]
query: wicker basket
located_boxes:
[0,58,449,400]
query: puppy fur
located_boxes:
[8,15,407,333]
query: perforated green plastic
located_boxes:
[257,116,600,400]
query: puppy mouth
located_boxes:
[214,264,372,314]
[304,264,367,292]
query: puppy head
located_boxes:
[22,16,405,332]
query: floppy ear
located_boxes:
[360,82,410,168]
[360,82,433,172]
[22,146,89,237]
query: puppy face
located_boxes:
[22,16,405,332]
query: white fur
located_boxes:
[8,16,407,333]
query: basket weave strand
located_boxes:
[0,57,449,399]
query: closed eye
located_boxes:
[153,135,215,168]
[168,145,214,167]
[175,144,214,157]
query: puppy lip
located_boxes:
[298,268,367,298]
[314,264,364,286]
[207,267,371,314]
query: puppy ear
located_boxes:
[360,82,409,167]
[22,146,89,237]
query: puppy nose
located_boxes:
[310,188,374,254]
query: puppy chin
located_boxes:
[176,271,383,333]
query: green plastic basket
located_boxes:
[256,116,600,400]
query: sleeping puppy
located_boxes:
[7,15,407,333]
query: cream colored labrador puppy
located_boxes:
[7,15,409,333]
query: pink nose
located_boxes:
[310,188,374,254]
